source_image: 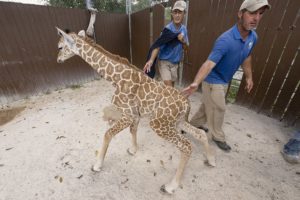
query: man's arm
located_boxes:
[181,60,216,97]
[178,33,189,50]
[241,55,253,93]
[143,48,159,73]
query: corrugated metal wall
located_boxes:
[0,2,129,104]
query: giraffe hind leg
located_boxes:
[92,117,133,172]
[150,119,192,194]
[127,116,140,155]
[179,121,216,167]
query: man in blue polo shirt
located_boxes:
[182,0,271,152]
[144,0,189,87]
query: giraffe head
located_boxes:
[56,27,86,63]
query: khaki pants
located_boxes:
[190,82,228,142]
[158,60,178,82]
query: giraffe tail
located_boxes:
[102,105,122,126]
[179,121,216,167]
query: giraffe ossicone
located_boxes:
[56,27,216,194]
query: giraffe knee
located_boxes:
[179,141,192,157]
[104,131,113,141]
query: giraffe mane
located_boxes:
[74,33,143,73]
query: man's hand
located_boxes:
[181,82,198,97]
[143,60,153,73]
[245,78,253,93]
[177,33,185,43]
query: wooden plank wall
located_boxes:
[0,0,298,126]
[131,5,165,70]
[234,0,300,125]
[0,2,129,104]
[184,0,299,126]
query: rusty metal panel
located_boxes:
[0,2,129,104]
[152,4,165,40]
[131,8,150,70]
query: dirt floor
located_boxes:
[0,79,299,200]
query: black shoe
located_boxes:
[281,151,299,164]
[213,140,231,152]
[181,125,209,134]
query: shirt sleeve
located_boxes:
[208,36,229,64]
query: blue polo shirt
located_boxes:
[158,22,189,64]
[205,24,257,84]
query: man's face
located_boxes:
[238,7,266,31]
[171,9,185,25]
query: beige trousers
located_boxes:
[158,60,179,82]
[190,82,228,142]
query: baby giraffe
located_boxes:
[55,27,215,194]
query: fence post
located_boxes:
[179,0,189,87]
[126,0,133,63]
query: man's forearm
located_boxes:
[242,56,253,80]
[192,60,215,86]
[149,48,159,62]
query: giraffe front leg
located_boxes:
[181,121,216,167]
[127,117,140,155]
[92,117,132,172]
[86,8,97,38]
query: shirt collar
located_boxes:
[233,24,253,42]
[170,22,182,32]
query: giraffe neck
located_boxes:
[74,36,126,82]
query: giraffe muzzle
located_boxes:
[57,58,64,63]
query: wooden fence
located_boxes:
[0,2,130,104]
[184,0,299,126]
[0,0,299,126]
[235,0,300,126]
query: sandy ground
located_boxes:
[0,79,299,200]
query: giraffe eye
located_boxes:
[58,47,63,50]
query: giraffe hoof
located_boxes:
[91,165,102,172]
[88,8,98,13]
[160,185,174,194]
[127,148,136,156]
[204,158,216,167]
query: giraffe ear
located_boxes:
[56,27,66,37]
[78,30,86,37]
[56,27,75,47]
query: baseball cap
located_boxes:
[172,0,186,11]
[239,0,271,12]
